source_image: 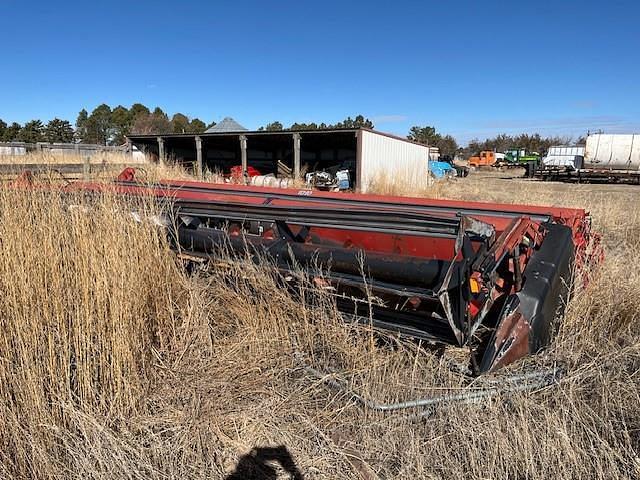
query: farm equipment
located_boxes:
[17,168,600,374]
[468,150,541,170]
[531,135,640,183]
[504,149,541,166]
[468,151,504,168]
[501,149,542,173]
[305,169,351,191]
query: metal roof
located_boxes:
[127,128,360,141]
[204,117,248,133]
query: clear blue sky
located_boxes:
[1,0,638,144]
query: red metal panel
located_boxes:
[157,178,588,221]
[66,176,597,269]
[12,169,601,373]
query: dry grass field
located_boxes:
[0,151,146,165]
[0,153,199,184]
[0,161,639,479]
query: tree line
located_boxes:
[0,108,378,146]
[0,104,210,145]
[0,118,76,144]
[74,104,211,145]
[0,105,575,157]
[463,133,584,157]
[257,115,375,132]
[406,129,582,158]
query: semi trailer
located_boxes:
[532,134,640,183]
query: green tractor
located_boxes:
[503,149,541,166]
[500,149,541,175]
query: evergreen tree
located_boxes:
[129,103,151,122]
[111,105,132,145]
[85,104,112,144]
[131,106,171,134]
[408,126,439,145]
[3,122,22,142]
[44,118,74,143]
[332,115,374,129]
[264,121,283,131]
[19,120,45,143]
[290,122,319,130]
[75,109,88,142]
[189,118,206,133]
[171,113,190,133]
[408,125,459,157]
[289,115,374,130]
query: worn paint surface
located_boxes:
[12,170,602,374]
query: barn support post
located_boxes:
[195,135,203,179]
[426,145,433,187]
[239,135,248,175]
[355,130,363,192]
[157,137,165,165]
[293,132,301,180]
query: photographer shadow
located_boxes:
[224,445,304,480]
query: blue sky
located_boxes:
[1,0,638,144]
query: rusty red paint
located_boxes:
[487,306,532,372]
[8,168,602,374]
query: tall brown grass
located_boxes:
[0,151,147,165]
[0,151,202,184]
[0,170,639,478]
[0,190,189,478]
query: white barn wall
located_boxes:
[358,130,430,192]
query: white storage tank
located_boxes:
[584,134,640,170]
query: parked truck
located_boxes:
[468,151,505,168]
[468,149,540,170]
[532,134,640,183]
[504,149,541,166]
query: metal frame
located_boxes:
[22,169,600,374]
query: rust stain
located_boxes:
[489,307,531,371]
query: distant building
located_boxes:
[127,122,433,192]
[204,117,248,133]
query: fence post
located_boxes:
[82,155,90,180]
